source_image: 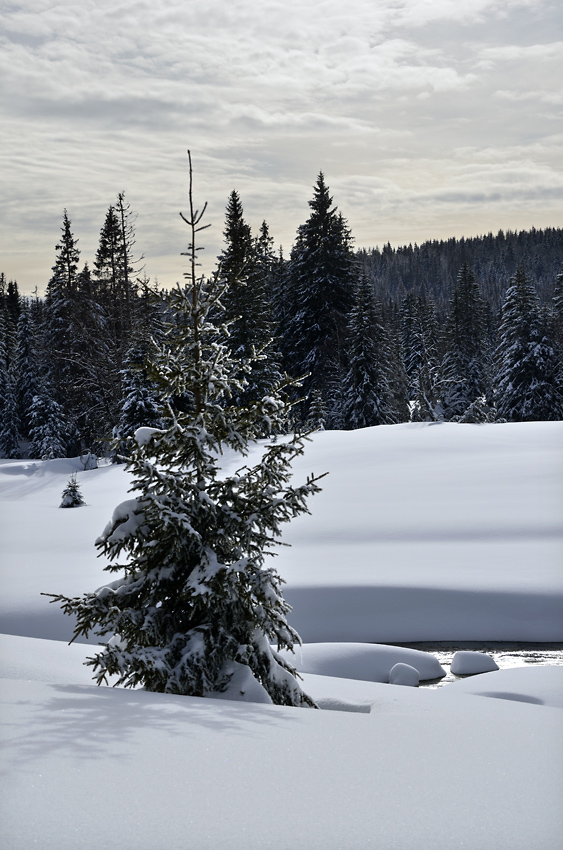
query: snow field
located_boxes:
[1,422,562,849]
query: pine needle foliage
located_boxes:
[44,153,323,706]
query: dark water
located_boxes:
[393,642,563,687]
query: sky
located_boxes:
[1,0,562,295]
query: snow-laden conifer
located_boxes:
[60,474,85,508]
[28,387,67,459]
[494,267,562,421]
[45,154,322,706]
[341,277,396,429]
[441,264,490,420]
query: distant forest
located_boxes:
[1,175,562,459]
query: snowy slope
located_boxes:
[1,421,561,643]
[1,675,562,850]
[1,423,562,850]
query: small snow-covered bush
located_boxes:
[59,474,85,508]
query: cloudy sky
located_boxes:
[1,0,562,294]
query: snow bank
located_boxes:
[1,677,561,850]
[443,666,563,709]
[279,641,445,682]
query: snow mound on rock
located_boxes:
[451,651,499,675]
[389,663,419,686]
[277,642,445,682]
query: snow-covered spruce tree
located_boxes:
[440,264,490,421]
[341,277,397,430]
[494,267,563,421]
[217,194,283,410]
[28,387,68,459]
[113,342,162,458]
[15,302,40,441]
[401,291,441,421]
[60,474,85,508]
[0,298,21,458]
[45,153,322,705]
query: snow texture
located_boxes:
[1,676,562,850]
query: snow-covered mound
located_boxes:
[279,642,445,682]
[451,650,499,675]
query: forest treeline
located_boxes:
[1,175,562,459]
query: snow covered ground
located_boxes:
[1,422,562,849]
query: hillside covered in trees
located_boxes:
[1,177,562,458]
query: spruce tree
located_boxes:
[114,342,162,457]
[0,296,20,457]
[401,291,441,421]
[0,371,20,458]
[15,301,40,440]
[45,153,322,706]
[441,264,489,420]
[44,211,82,450]
[60,474,85,507]
[341,277,396,429]
[495,267,562,421]
[282,173,356,425]
[217,194,282,409]
[28,385,67,460]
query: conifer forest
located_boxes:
[1,174,562,460]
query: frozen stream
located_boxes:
[397,642,563,687]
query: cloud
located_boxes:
[1,0,562,292]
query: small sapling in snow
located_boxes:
[59,474,85,508]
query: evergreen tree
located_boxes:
[282,173,356,425]
[15,302,40,439]
[552,264,563,358]
[0,370,20,458]
[114,342,162,457]
[401,291,441,421]
[441,264,489,420]
[341,277,396,429]
[495,267,563,421]
[218,194,282,408]
[60,474,85,507]
[0,293,20,457]
[44,211,81,449]
[28,387,67,459]
[45,153,322,706]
